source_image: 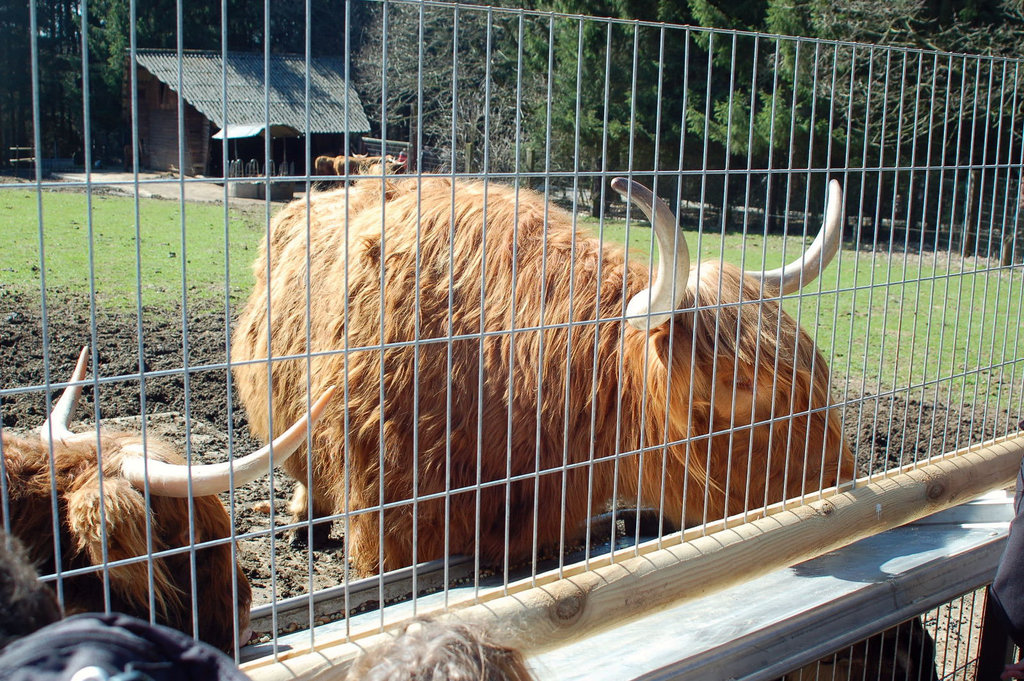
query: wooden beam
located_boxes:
[241,433,1024,681]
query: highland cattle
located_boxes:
[1,346,334,651]
[232,174,853,574]
[313,154,406,178]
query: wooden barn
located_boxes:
[129,49,370,176]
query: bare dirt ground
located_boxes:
[51,171,301,205]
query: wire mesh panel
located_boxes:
[782,592,989,681]
[0,0,1022,673]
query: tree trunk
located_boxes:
[766,175,785,234]
[1004,180,1024,267]
[962,169,981,257]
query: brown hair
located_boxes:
[0,431,251,653]
[0,531,61,648]
[347,619,534,681]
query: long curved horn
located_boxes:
[120,386,337,497]
[753,179,844,294]
[38,345,90,444]
[610,178,691,330]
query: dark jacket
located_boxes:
[990,455,1024,646]
[0,613,247,681]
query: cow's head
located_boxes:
[0,346,334,651]
[611,178,852,520]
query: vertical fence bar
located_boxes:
[474,6,494,592]
[375,0,389,629]
[502,9,526,591]
[557,17,585,575]
[411,0,426,613]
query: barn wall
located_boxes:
[133,68,210,175]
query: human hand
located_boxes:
[1002,658,1024,680]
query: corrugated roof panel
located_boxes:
[134,50,371,135]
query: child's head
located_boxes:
[0,531,62,648]
[347,618,534,681]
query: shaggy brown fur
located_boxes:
[314,155,337,175]
[232,176,853,574]
[0,431,251,653]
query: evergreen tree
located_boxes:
[353,1,532,172]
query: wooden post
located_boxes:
[242,434,1024,681]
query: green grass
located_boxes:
[792,247,1021,406]
[3,189,1021,413]
[1,189,265,309]
[579,213,1024,410]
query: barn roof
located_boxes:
[134,49,370,135]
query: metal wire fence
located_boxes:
[0,0,1023,677]
[785,595,985,681]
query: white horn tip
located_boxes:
[38,344,91,443]
[309,385,337,423]
[71,345,90,381]
[828,179,843,206]
[829,178,841,191]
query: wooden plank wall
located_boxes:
[135,69,209,175]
